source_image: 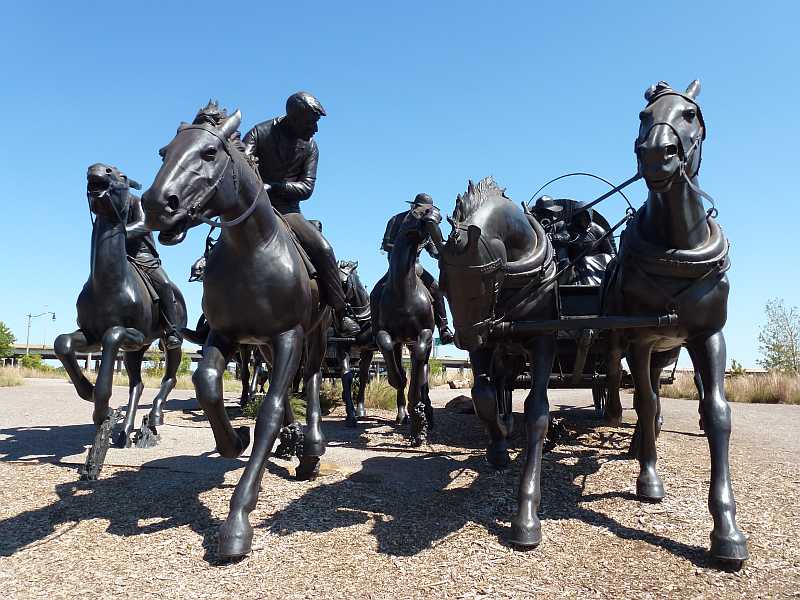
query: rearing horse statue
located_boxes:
[602,80,747,564]
[55,164,187,479]
[142,102,331,560]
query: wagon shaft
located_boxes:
[490,313,679,340]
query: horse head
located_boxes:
[142,100,244,245]
[635,79,705,193]
[86,163,137,224]
[438,178,512,351]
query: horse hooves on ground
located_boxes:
[217,522,254,560]
[295,457,321,481]
[710,532,749,565]
[507,526,542,549]
[486,444,510,470]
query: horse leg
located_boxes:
[394,344,408,425]
[356,348,373,419]
[509,334,555,547]
[114,348,145,448]
[341,350,357,427]
[687,331,747,562]
[218,326,303,559]
[297,324,328,480]
[629,361,665,458]
[193,332,249,459]
[148,345,180,428]
[604,330,624,424]
[471,347,509,469]
[376,330,404,389]
[686,345,706,431]
[54,329,96,402]
[628,341,664,500]
[408,330,433,446]
[93,327,145,427]
[239,346,252,408]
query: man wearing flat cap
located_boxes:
[379,193,454,345]
[243,91,359,336]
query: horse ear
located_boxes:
[685,79,701,99]
[218,109,241,139]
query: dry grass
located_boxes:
[661,370,800,404]
[0,367,23,387]
[2,366,242,392]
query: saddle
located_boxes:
[273,208,317,279]
[127,257,161,304]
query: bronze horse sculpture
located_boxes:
[54,164,187,479]
[327,260,386,427]
[371,203,443,444]
[602,80,747,563]
[427,177,558,547]
[142,102,331,559]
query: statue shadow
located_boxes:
[0,423,96,464]
[262,413,713,567]
[0,453,242,559]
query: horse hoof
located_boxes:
[345,416,358,428]
[508,518,542,548]
[710,530,748,564]
[604,415,622,427]
[111,429,130,449]
[396,414,409,426]
[217,517,253,560]
[295,457,320,481]
[636,474,665,501]
[149,412,164,428]
[302,437,326,459]
[486,443,510,469]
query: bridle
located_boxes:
[634,91,717,217]
[173,123,263,230]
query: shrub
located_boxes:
[0,322,15,359]
[177,354,192,376]
[19,354,51,371]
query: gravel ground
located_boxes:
[1,380,799,599]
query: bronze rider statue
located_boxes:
[381,193,455,345]
[120,194,182,348]
[243,92,359,336]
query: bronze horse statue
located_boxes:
[142,102,331,559]
[427,177,557,547]
[327,260,385,427]
[370,203,443,444]
[54,164,187,479]
[602,80,747,563]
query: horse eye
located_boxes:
[683,108,697,121]
[201,146,218,161]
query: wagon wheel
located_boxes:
[592,380,607,418]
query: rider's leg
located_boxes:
[282,213,359,336]
[147,267,182,349]
[419,268,454,344]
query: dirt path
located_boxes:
[1,379,798,599]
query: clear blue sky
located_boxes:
[1,1,797,366]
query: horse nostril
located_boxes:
[665,144,678,157]
[166,195,180,211]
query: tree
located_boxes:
[0,322,15,358]
[758,298,800,373]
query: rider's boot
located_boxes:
[334,305,360,338]
[429,280,455,345]
[159,286,182,350]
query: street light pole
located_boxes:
[25,311,56,355]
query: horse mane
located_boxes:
[452,176,509,223]
[193,100,257,169]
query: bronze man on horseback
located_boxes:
[119,194,183,349]
[380,193,455,345]
[243,91,359,336]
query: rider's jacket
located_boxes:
[381,210,438,259]
[125,195,160,269]
[242,117,318,214]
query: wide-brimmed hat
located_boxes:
[407,192,434,206]
[532,195,563,214]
